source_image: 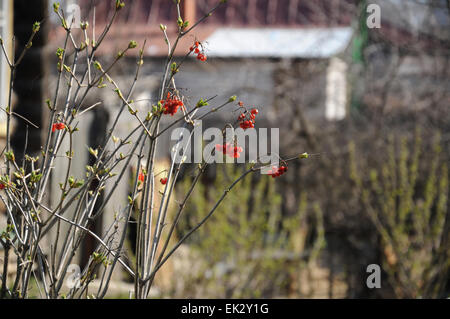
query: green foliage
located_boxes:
[174,164,324,298]
[196,98,209,108]
[350,132,449,298]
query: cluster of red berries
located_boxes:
[269,165,288,178]
[52,122,66,133]
[160,92,183,116]
[238,105,259,130]
[190,41,207,61]
[215,143,243,159]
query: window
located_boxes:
[326,57,347,121]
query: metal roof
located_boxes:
[75,0,355,28]
[205,27,354,58]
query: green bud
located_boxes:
[56,47,65,60]
[61,18,68,30]
[228,95,237,103]
[73,180,84,188]
[128,40,137,49]
[115,0,125,10]
[299,152,309,159]
[5,151,15,162]
[177,17,183,27]
[63,64,71,73]
[93,61,102,70]
[89,147,98,158]
[114,89,124,100]
[53,2,60,12]
[32,22,41,33]
[171,62,178,74]
[127,104,137,115]
[30,171,43,183]
[196,98,209,108]
[97,77,107,88]
[45,99,53,110]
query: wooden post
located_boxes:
[182,0,196,26]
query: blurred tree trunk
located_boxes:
[12,0,48,161]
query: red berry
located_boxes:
[161,92,183,116]
[52,122,65,133]
[268,165,288,178]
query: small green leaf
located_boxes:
[5,151,15,162]
[93,61,102,70]
[128,40,137,49]
[32,22,41,33]
[89,147,98,158]
[299,152,309,159]
[196,98,209,108]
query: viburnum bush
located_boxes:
[0,0,309,299]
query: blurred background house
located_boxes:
[45,0,358,293]
[1,0,449,298]
[48,0,357,143]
